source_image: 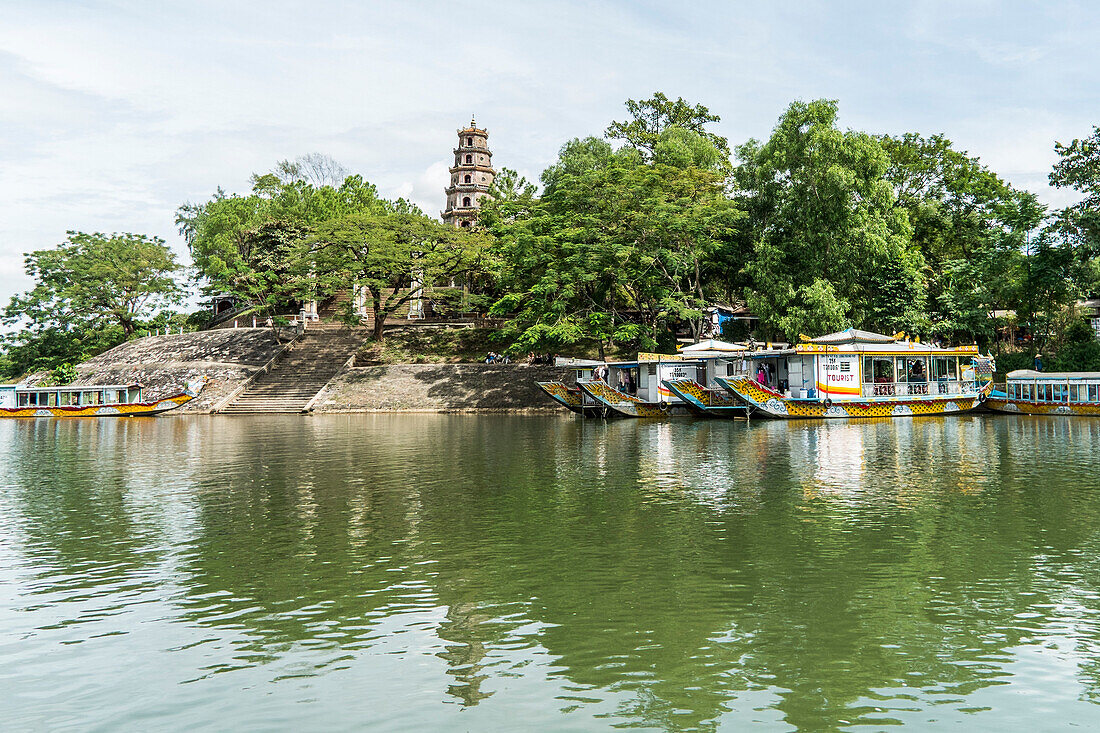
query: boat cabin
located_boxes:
[1004,370,1100,404]
[0,384,144,409]
[740,329,990,400]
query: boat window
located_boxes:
[1091,385,1099,402]
[905,357,928,383]
[1042,384,1053,402]
[933,356,957,381]
[865,357,894,383]
[1053,384,1065,402]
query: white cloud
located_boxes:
[0,0,1097,307]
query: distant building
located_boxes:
[442,118,495,227]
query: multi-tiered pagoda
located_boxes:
[442,118,495,227]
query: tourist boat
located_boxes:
[986,370,1100,416]
[539,346,757,418]
[661,379,748,418]
[534,380,604,417]
[715,329,994,419]
[0,379,205,418]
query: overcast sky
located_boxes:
[1,0,1097,306]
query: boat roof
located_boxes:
[680,339,747,353]
[13,383,141,392]
[809,328,898,344]
[1007,370,1100,380]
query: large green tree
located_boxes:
[734,99,925,339]
[177,156,387,298]
[5,231,183,337]
[881,133,1039,346]
[1,232,183,378]
[311,209,489,341]
[487,127,740,356]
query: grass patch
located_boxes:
[357,327,510,364]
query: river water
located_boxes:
[3,414,1100,731]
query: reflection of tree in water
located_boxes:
[30,414,1100,728]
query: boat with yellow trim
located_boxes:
[716,329,994,419]
[986,370,1100,416]
[0,380,205,418]
[542,352,749,418]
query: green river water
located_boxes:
[3,414,1100,731]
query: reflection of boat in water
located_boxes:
[987,370,1100,416]
[0,380,205,418]
[716,329,994,420]
[661,379,748,418]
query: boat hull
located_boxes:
[661,379,748,418]
[715,376,989,419]
[577,379,686,418]
[0,391,196,419]
[535,381,603,417]
[985,396,1100,416]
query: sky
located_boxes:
[1,0,1097,307]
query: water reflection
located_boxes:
[4,415,1100,730]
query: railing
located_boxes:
[861,380,978,398]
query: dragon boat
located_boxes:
[0,380,205,418]
[540,350,753,418]
[535,381,603,417]
[661,379,748,418]
[715,329,994,419]
[985,370,1100,416]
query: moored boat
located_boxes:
[0,380,205,418]
[661,379,748,418]
[986,370,1100,416]
[716,329,994,419]
[535,381,603,417]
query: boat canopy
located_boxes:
[681,339,747,353]
[809,328,898,345]
[1007,370,1100,381]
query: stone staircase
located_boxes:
[219,325,367,414]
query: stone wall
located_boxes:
[26,328,292,413]
[315,363,575,412]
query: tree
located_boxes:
[734,100,924,339]
[488,129,741,356]
[311,210,489,341]
[177,160,386,297]
[881,133,1038,345]
[606,92,731,165]
[5,232,183,338]
[1050,126,1100,290]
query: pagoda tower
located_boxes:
[442,117,495,227]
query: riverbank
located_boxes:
[25,328,573,414]
[314,363,572,412]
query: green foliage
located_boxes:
[1,232,183,379]
[735,99,924,339]
[311,211,489,340]
[1048,318,1100,371]
[177,159,388,296]
[49,362,79,386]
[4,231,183,337]
[488,126,741,356]
[606,92,731,166]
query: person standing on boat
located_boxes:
[756,365,768,386]
[1034,353,1043,372]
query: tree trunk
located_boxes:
[372,294,386,341]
